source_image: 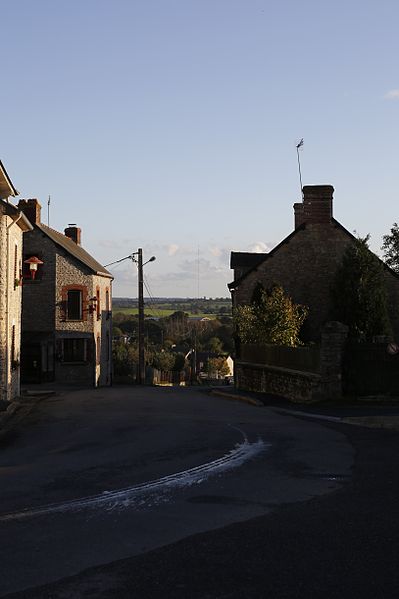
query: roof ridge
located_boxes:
[36,223,113,279]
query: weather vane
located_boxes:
[296,138,304,200]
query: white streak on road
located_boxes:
[0,437,268,521]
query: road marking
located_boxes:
[0,437,268,522]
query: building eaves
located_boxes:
[36,223,113,279]
[0,200,33,231]
[0,160,19,199]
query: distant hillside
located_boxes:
[112,297,231,317]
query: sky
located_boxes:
[1,0,399,298]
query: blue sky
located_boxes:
[2,0,399,297]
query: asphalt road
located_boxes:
[1,386,394,598]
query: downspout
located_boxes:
[6,213,23,401]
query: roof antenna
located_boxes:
[47,195,51,226]
[296,139,304,200]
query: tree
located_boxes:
[207,336,224,353]
[206,357,230,378]
[151,351,176,371]
[112,343,138,377]
[332,235,391,340]
[382,222,399,273]
[234,285,308,347]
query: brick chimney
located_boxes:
[294,185,334,228]
[17,199,42,225]
[293,202,305,229]
[64,225,81,245]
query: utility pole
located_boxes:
[138,248,145,384]
[105,249,155,385]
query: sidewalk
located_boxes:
[210,386,399,431]
[0,386,61,441]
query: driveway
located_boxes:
[0,386,353,596]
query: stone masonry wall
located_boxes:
[235,361,321,402]
[0,212,24,401]
[235,322,349,402]
[92,274,112,386]
[0,212,7,398]
[234,222,353,341]
[22,229,56,332]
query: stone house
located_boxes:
[18,199,113,387]
[0,161,32,401]
[229,185,399,342]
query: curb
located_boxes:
[210,389,264,407]
[210,389,399,431]
[342,415,399,431]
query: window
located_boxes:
[13,245,18,289]
[96,287,101,320]
[96,335,101,364]
[11,325,16,365]
[105,289,110,318]
[63,339,86,362]
[67,290,83,320]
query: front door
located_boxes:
[20,344,42,383]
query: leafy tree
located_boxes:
[234,285,308,347]
[112,343,138,377]
[112,325,123,337]
[151,351,176,371]
[206,357,230,378]
[382,222,399,273]
[332,235,391,340]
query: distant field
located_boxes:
[112,307,219,319]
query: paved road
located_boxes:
[0,386,353,597]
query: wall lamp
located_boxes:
[24,256,44,280]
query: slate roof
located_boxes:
[37,223,113,278]
[230,251,266,270]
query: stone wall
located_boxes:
[0,211,24,401]
[233,222,353,341]
[21,226,112,387]
[235,361,321,402]
[22,230,56,331]
[235,322,349,402]
[55,251,112,386]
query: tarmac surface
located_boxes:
[1,385,399,598]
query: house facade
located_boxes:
[0,161,32,401]
[229,185,399,342]
[18,199,113,387]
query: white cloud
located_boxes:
[248,241,271,253]
[167,243,179,256]
[385,89,399,100]
[210,246,222,257]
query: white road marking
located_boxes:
[0,437,268,521]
